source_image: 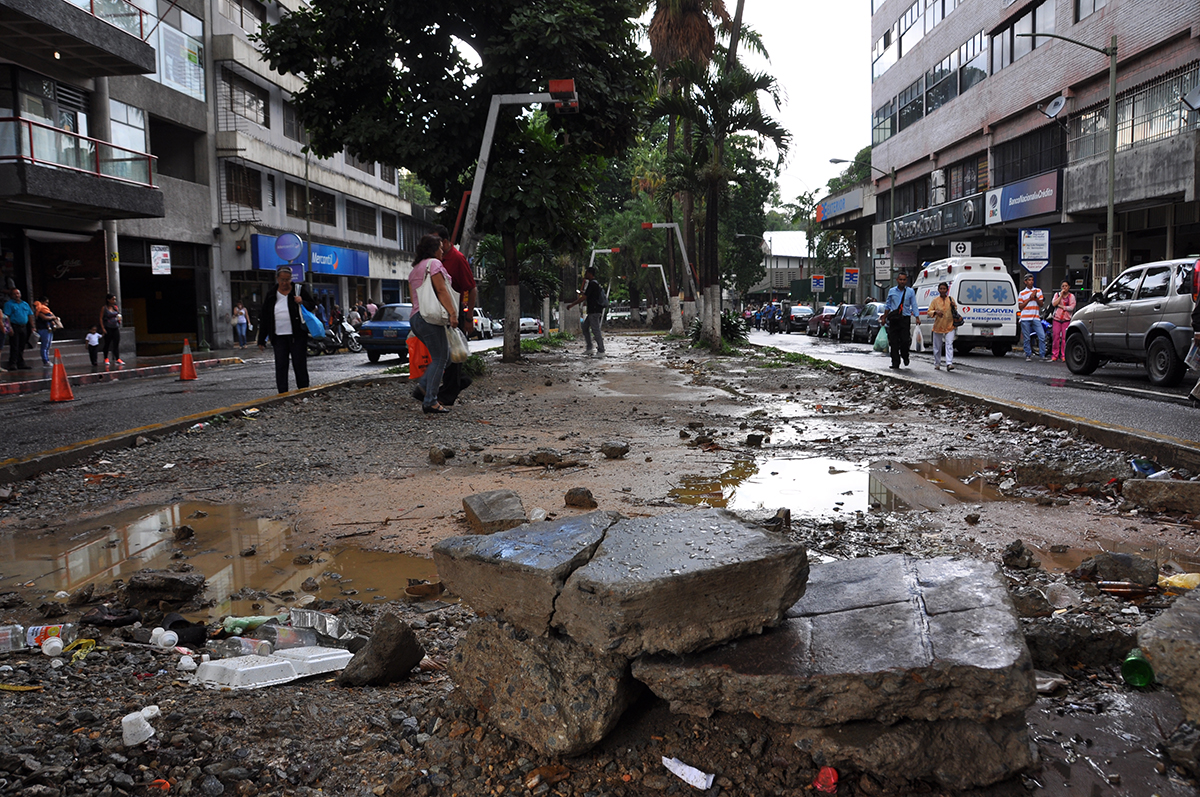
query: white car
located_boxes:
[472,308,494,339]
[519,317,543,334]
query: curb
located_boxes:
[0,357,243,396]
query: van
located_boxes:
[911,257,1019,356]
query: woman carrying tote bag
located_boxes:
[408,233,460,415]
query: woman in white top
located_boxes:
[231,301,249,348]
[407,233,460,414]
[256,266,315,393]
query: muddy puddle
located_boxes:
[669,457,1005,518]
[0,502,438,620]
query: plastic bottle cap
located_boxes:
[41,637,64,657]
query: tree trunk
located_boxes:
[701,181,721,347]
[502,232,521,362]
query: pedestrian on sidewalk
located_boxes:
[33,297,57,365]
[567,267,606,356]
[0,306,9,366]
[881,272,917,369]
[927,282,958,371]
[1018,274,1047,361]
[1050,282,1076,362]
[3,288,32,370]
[257,266,315,394]
[86,326,102,367]
[231,301,249,349]
[99,294,123,366]
[407,233,457,414]
[434,225,477,405]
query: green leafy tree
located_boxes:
[827,145,873,193]
[476,235,559,304]
[719,135,776,300]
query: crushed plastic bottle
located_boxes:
[207,637,273,659]
[0,625,26,652]
[249,625,318,651]
[222,615,282,636]
[26,624,77,648]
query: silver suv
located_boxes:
[1065,258,1198,386]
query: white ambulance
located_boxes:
[911,257,1019,356]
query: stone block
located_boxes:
[1140,587,1200,723]
[432,512,618,634]
[555,509,809,657]
[632,555,1035,726]
[1123,478,1200,515]
[338,612,425,687]
[786,712,1034,791]
[450,617,641,757]
[462,489,527,534]
[123,569,207,605]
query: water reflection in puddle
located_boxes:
[0,502,437,620]
[669,457,1005,518]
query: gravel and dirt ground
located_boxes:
[1,332,1198,796]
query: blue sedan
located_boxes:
[360,303,413,363]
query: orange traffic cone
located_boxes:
[50,348,74,402]
[180,338,198,381]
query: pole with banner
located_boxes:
[843,267,859,304]
[874,258,891,291]
[1019,228,1050,275]
[812,275,825,307]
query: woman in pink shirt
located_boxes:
[408,233,460,414]
[1050,282,1076,362]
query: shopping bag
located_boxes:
[446,326,469,363]
[873,326,889,352]
[407,333,431,379]
[911,322,924,352]
[300,305,325,338]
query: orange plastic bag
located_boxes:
[407,335,431,380]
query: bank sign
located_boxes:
[986,171,1060,225]
[892,194,983,244]
[249,234,370,277]
[816,188,864,222]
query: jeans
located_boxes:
[411,311,448,409]
[582,312,604,353]
[1051,319,1069,360]
[271,334,309,393]
[236,322,247,347]
[887,315,911,366]
[932,329,955,367]
[1021,319,1046,358]
[38,327,52,364]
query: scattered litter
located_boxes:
[162,463,175,470]
[242,408,260,417]
[1159,572,1200,590]
[1130,458,1160,477]
[987,412,1003,422]
[272,646,353,676]
[1034,670,1070,693]
[1043,582,1081,609]
[193,654,299,690]
[813,766,839,793]
[121,705,160,746]
[662,757,714,790]
[187,423,208,432]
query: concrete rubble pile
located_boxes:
[433,507,1039,789]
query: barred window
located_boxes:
[225,161,261,209]
[382,213,398,241]
[345,149,375,176]
[346,200,376,235]
[380,165,396,186]
[993,124,1065,187]
[947,154,985,200]
[285,182,336,226]
[283,101,308,144]
[222,69,268,127]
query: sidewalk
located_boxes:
[0,342,248,396]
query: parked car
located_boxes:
[829,304,864,341]
[519,317,543,334]
[790,306,814,329]
[851,301,888,343]
[359,303,413,363]
[1066,257,1198,386]
[472,308,494,339]
[806,306,837,337]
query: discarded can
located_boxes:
[1121,648,1155,687]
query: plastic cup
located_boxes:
[1121,648,1155,687]
[157,631,178,649]
[150,627,164,646]
[41,637,63,657]
[121,712,155,746]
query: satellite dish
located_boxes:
[1182,85,1200,112]
[1043,96,1067,119]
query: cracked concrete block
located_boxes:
[461,489,527,534]
[554,508,809,657]
[450,616,641,757]
[632,555,1035,726]
[432,511,618,634]
[1123,478,1200,515]
[1140,587,1200,722]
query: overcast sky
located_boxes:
[734,1,872,207]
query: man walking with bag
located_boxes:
[881,272,917,369]
[567,267,606,356]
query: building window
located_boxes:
[925,52,958,115]
[218,0,266,35]
[958,31,987,93]
[346,200,377,235]
[266,174,275,206]
[872,22,899,82]
[993,124,1065,187]
[872,99,897,145]
[992,1,1054,74]
[283,101,307,144]
[898,78,923,132]
[380,165,396,186]
[110,100,146,152]
[148,11,205,101]
[1076,0,1106,22]
[345,149,375,176]
[225,162,262,209]
[898,2,925,58]
[947,154,985,200]
[285,182,336,226]
[1068,63,1200,162]
[381,213,398,241]
[222,69,269,127]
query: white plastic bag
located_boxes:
[911,322,924,352]
[446,326,469,363]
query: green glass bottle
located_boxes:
[1121,648,1155,687]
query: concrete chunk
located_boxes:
[632,555,1035,726]
[462,489,527,534]
[555,509,809,657]
[1139,587,1200,722]
[432,511,618,634]
[1123,478,1200,514]
[450,617,641,757]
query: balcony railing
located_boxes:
[0,117,157,187]
[64,0,149,40]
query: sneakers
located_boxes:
[946,364,955,371]
[104,358,109,365]
[116,359,125,365]
[1025,356,1032,362]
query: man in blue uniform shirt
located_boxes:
[3,288,33,371]
[881,272,917,369]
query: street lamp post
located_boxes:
[1018,32,1117,287]
[831,158,895,292]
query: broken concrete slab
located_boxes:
[1139,588,1200,722]
[786,712,1034,791]
[431,512,619,634]
[1123,478,1200,514]
[554,509,809,657]
[632,555,1034,726]
[1022,611,1136,670]
[123,569,207,605]
[337,612,425,687]
[450,616,641,757]
[1071,551,1158,587]
[462,489,527,534]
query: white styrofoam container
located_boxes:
[272,646,354,676]
[193,654,299,690]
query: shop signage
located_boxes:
[151,244,171,275]
[1019,228,1050,273]
[843,268,859,287]
[250,234,369,277]
[986,171,1060,225]
[816,188,864,222]
[891,194,983,244]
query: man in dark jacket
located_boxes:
[257,266,316,393]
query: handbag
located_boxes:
[413,261,459,326]
[300,305,325,338]
[951,300,964,328]
[446,326,469,363]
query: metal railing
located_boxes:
[64,0,149,40]
[1069,62,1200,163]
[0,117,157,187]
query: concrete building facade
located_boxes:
[827,0,1200,296]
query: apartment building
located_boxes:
[827,0,1200,294]
[1,0,432,352]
